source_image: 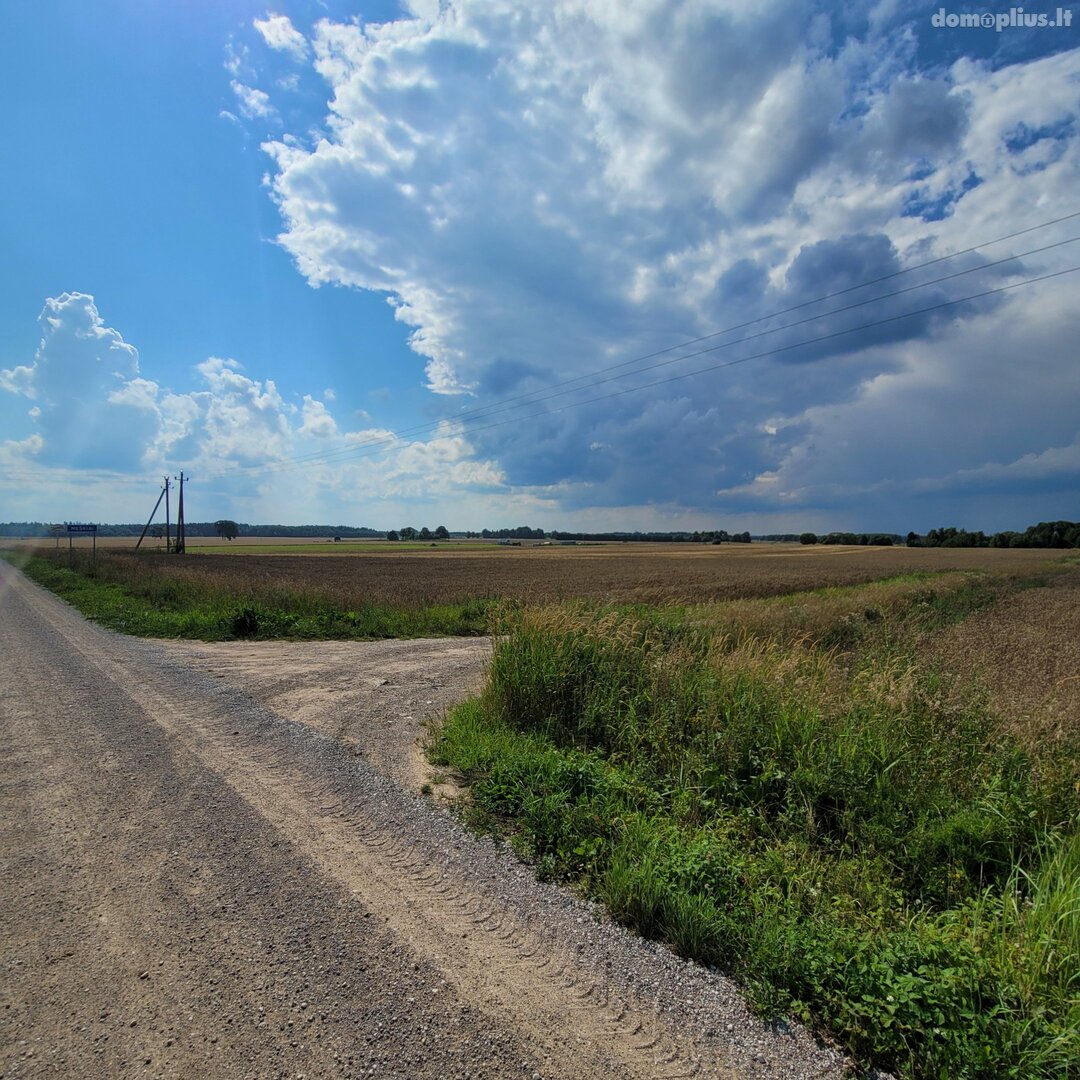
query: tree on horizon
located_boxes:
[214,519,239,541]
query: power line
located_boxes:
[200,207,1080,481]
[211,261,1080,479]
[198,211,1080,482]
[6,258,1072,496]
[9,211,1077,493]
[432,210,1080,424]
[364,233,1080,430]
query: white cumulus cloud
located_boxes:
[253,0,1080,529]
[254,13,310,60]
[1,293,518,526]
[1,292,153,471]
[231,80,277,120]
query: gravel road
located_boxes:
[0,563,853,1080]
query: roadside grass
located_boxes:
[430,572,1080,1079]
[3,551,493,639]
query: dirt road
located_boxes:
[0,564,849,1080]
[148,636,492,796]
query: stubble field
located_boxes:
[16,537,1069,605]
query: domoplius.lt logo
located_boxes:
[931,6,1074,30]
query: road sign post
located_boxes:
[66,523,98,570]
[48,524,64,560]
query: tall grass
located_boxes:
[431,577,1079,1079]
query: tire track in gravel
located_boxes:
[2,564,852,1080]
[13,575,715,1079]
[1,571,548,1080]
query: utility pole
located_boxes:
[174,472,187,554]
[164,475,172,553]
[135,480,169,550]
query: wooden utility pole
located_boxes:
[135,481,168,550]
[164,475,172,552]
[174,472,187,554]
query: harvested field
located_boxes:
[0,534,487,554]
[925,563,1080,744]
[77,542,1074,607]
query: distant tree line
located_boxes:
[690,529,751,543]
[549,530,693,542]
[479,526,546,539]
[906,521,1080,548]
[0,521,150,537]
[386,525,451,541]
[219,523,384,538]
[526,529,751,542]
[798,532,898,546]
[4,519,1076,548]
[0,522,66,536]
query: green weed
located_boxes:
[430,583,1079,1079]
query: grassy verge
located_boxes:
[430,573,1079,1079]
[4,551,493,639]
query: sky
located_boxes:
[1,0,1078,533]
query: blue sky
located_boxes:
[1,1,1078,532]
